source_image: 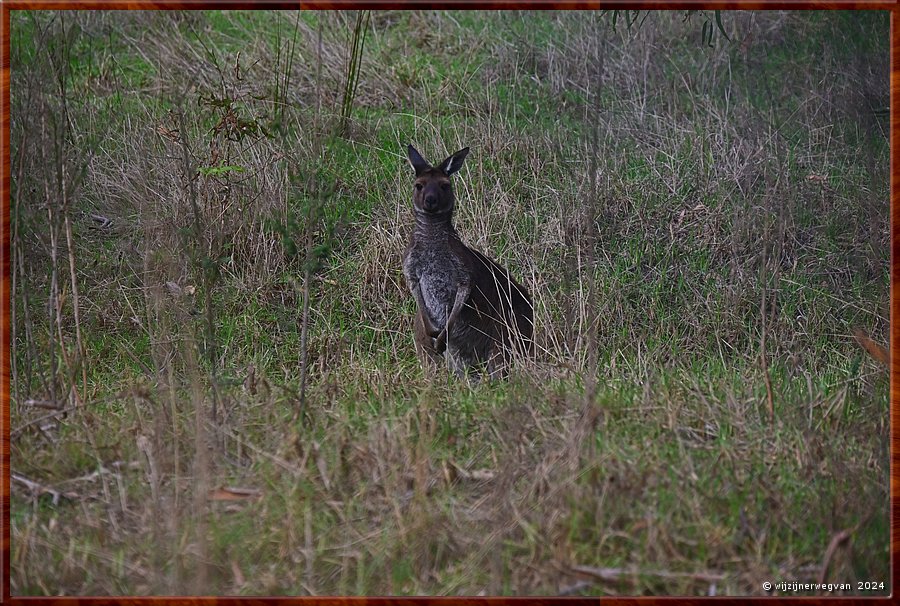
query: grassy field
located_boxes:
[9,10,890,596]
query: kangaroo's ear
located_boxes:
[407,145,431,175]
[438,147,470,176]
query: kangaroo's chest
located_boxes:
[416,249,464,326]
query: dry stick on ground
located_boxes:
[11,405,78,438]
[852,328,889,366]
[816,516,871,588]
[558,580,594,596]
[570,564,727,586]
[818,528,853,586]
[57,460,140,485]
[12,473,80,504]
[21,399,64,410]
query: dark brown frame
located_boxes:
[0,2,894,603]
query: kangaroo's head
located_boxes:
[407,145,470,218]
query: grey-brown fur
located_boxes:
[402,144,534,381]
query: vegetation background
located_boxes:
[9,9,890,596]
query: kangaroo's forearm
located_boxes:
[436,283,471,351]
[446,283,470,331]
[412,285,441,337]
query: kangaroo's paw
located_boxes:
[432,330,448,354]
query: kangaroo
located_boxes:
[402,144,534,381]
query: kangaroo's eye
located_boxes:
[415,183,423,191]
[441,183,451,191]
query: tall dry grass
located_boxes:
[10,10,889,596]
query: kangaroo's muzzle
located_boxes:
[423,194,439,212]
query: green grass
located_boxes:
[9,9,889,597]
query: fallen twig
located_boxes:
[852,328,889,367]
[450,460,496,482]
[571,564,727,585]
[57,460,140,485]
[89,213,113,228]
[818,528,853,585]
[12,473,80,505]
[558,580,594,596]
[22,399,62,410]
[208,486,263,501]
[12,405,77,438]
